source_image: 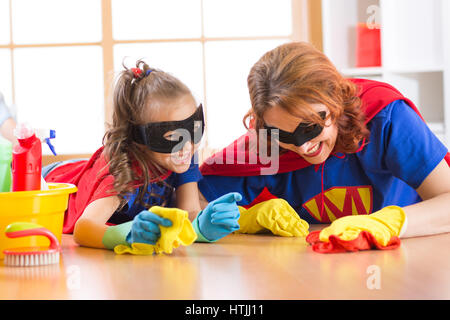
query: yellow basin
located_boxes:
[0,183,77,259]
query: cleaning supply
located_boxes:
[0,139,12,192]
[0,182,77,260]
[11,124,56,191]
[236,198,310,237]
[192,192,242,242]
[114,206,197,255]
[3,222,61,266]
[11,123,41,191]
[35,128,57,156]
[36,129,56,192]
[306,206,407,253]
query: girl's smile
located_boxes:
[147,94,200,173]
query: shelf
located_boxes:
[341,66,444,77]
[340,67,383,76]
[427,122,445,134]
[322,0,449,148]
[384,66,444,74]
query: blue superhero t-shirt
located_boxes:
[108,159,202,224]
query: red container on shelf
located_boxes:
[11,125,42,191]
[356,22,381,67]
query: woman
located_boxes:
[198,42,450,252]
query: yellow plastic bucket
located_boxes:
[0,183,77,259]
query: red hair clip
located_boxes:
[131,68,143,79]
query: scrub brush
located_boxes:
[3,222,60,267]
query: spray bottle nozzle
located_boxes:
[44,130,57,156]
[45,138,57,156]
[35,128,57,156]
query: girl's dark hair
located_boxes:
[102,60,193,209]
[245,41,370,154]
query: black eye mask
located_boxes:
[264,111,327,147]
[132,104,205,154]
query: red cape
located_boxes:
[200,78,450,176]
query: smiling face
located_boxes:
[144,94,201,173]
[263,103,338,164]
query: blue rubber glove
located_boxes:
[126,210,173,245]
[196,192,242,242]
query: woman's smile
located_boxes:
[263,104,338,164]
[303,141,323,157]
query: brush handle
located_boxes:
[5,222,60,251]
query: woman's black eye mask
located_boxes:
[132,104,205,154]
[264,111,327,147]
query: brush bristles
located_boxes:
[4,252,60,267]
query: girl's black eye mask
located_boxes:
[264,111,327,147]
[132,104,205,154]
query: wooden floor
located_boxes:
[1,226,450,300]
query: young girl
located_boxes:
[44,61,241,250]
[199,42,450,252]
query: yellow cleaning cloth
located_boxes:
[236,199,309,237]
[114,206,197,255]
[319,205,406,246]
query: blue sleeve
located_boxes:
[369,100,448,189]
[172,156,202,188]
[198,173,266,206]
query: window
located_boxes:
[0,0,11,105]
[0,0,9,45]
[204,39,287,148]
[1,0,309,154]
[111,0,202,40]
[0,49,12,107]
[12,0,102,44]
[14,46,104,154]
[1,0,104,154]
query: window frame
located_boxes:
[1,0,320,158]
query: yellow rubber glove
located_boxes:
[236,206,265,234]
[114,206,197,255]
[236,199,309,237]
[319,205,407,246]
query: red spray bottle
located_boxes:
[11,124,56,191]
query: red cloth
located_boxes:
[200,78,450,177]
[305,230,401,253]
[45,146,171,234]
